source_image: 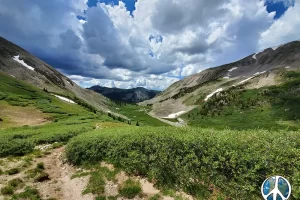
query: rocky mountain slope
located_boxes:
[0,36,110,112]
[141,41,300,118]
[89,86,160,103]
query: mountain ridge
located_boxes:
[89,85,160,103]
[0,36,111,112]
[140,40,300,118]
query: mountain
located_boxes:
[140,41,300,119]
[89,85,160,103]
[0,36,110,112]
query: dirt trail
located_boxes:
[0,146,194,200]
[35,147,94,200]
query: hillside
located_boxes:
[89,85,160,103]
[0,36,110,112]
[0,46,299,200]
[141,41,300,120]
[182,70,300,130]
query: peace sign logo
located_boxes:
[261,176,291,200]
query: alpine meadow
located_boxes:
[1,1,300,200]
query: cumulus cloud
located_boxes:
[0,0,299,90]
[259,1,300,49]
[70,73,180,90]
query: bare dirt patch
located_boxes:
[0,103,49,128]
[0,146,94,200]
[35,147,94,200]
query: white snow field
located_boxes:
[53,95,76,104]
[228,67,238,72]
[164,111,187,119]
[13,55,35,71]
[238,71,267,85]
[204,88,223,101]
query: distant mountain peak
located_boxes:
[89,85,160,103]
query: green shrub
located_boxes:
[36,162,45,170]
[34,172,50,182]
[8,178,23,187]
[0,139,34,157]
[95,196,106,200]
[1,185,14,195]
[149,194,161,200]
[6,168,20,175]
[11,186,41,200]
[119,179,142,199]
[66,127,300,199]
[0,123,93,157]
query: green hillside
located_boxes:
[0,71,299,200]
[0,72,115,156]
[182,70,300,130]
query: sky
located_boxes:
[0,0,299,90]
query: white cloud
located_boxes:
[70,73,179,90]
[259,1,300,49]
[181,64,202,77]
[0,0,299,90]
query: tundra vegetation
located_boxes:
[0,71,299,199]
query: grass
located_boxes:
[83,171,106,195]
[0,178,24,196]
[11,186,41,200]
[118,179,142,199]
[66,127,300,199]
[6,168,20,175]
[149,194,161,200]
[82,165,119,196]
[0,72,133,157]
[110,103,168,127]
[26,162,49,182]
[182,71,300,130]
[1,185,15,195]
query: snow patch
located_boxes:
[286,66,291,69]
[164,111,187,119]
[253,71,266,76]
[223,67,238,79]
[238,77,254,85]
[12,55,34,71]
[204,88,223,101]
[228,67,238,72]
[238,71,267,85]
[10,75,15,78]
[53,94,76,104]
[252,54,257,60]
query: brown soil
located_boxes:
[0,103,49,128]
[35,147,94,200]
